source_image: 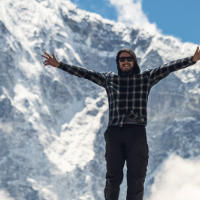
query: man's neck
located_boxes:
[122,70,133,75]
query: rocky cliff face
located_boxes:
[0,0,199,199]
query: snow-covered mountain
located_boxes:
[0,0,200,199]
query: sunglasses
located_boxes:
[119,57,133,62]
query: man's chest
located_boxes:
[106,75,150,94]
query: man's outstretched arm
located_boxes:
[149,46,200,87]
[41,52,107,88]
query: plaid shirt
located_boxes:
[58,56,196,127]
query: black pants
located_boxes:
[104,125,149,200]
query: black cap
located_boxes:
[116,49,140,75]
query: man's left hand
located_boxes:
[193,46,200,62]
[42,52,60,68]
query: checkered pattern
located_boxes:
[58,56,195,127]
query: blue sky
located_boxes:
[70,0,200,45]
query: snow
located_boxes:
[44,91,108,173]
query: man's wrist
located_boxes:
[56,61,61,68]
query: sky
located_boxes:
[70,0,200,45]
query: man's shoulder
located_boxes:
[141,69,152,73]
[102,71,116,76]
[140,69,153,76]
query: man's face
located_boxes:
[119,52,134,74]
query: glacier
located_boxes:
[0,0,200,199]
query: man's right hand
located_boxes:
[192,46,200,62]
[42,52,60,68]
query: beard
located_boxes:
[121,64,134,74]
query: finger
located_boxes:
[43,60,50,64]
[195,46,199,53]
[43,61,48,64]
[52,53,57,60]
[42,55,49,59]
[44,52,51,57]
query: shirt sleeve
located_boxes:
[149,56,196,87]
[57,62,107,88]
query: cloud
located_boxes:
[108,0,159,34]
[148,154,200,200]
[0,190,15,200]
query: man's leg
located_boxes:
[123,125,149,200]
[104,126,126,200]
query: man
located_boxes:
[42,46,200,200]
